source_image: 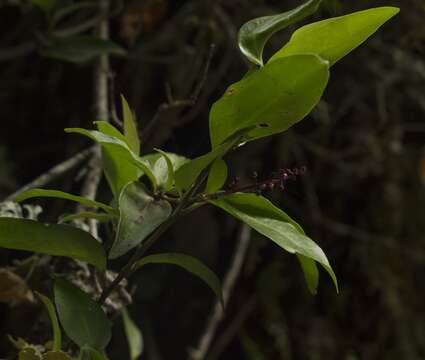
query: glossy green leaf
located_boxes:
[211,193,337,291]
[54,279,111,350]
[78,346,107,360]
[35,292,62,352]
[0,218,106,270]
[16,189,115,215]
[58,212,115,224]
[42,36,126,64]
[134,253,223,306]
[238,0,322,66]
[109,182,172,259]
[209,54,329,148]
[122,308,143,360]
[65,128,157,194]
[269,7,399,66]
[205,159,228,193]
[121,96,141,155]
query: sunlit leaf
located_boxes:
[122,308,143,360]
[134,253,223,306]
[238,0,322,66]
[35,292,62,352]
[209,55,329,148]
[42,36,126,64]
[54,279,111,350]
[121,96,141,155]
[16,189,115,215]
[211,193,338,292]
[0,218,106,270]
[109,182,172,259]
[269,7,399,66]
[205,158,228,193]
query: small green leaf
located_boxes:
[121,96,141,155]
[109,182,172,259]
[58,211,115,224]
[96,121,127,142]
[122,308,143,360]
[134,253,223,306]
[205,159,228,193]
[238,0,322,66]
[211,193,337,292]
[42,36,126,64]
[54,279,111,350]
[209,54,329,148]
[16,189,115,215]
[0,218,106,270]
[78,346,108,360]
[269,7,399,66]
[65,128,157,194]
[35,292,62,352]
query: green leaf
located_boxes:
[65,128,157,194]
[54,279,111,350]
[42,36,126,64]
[35,292,62,352]
[122,308,143,360]
[269,7,399,66]
[0,218,106,270]
[58,211,115,224]
[43,351,72,360]
[96,121,127,142]
[19,348,41,360]
[16,189,115,215]
[109,182,172,259]
[238,0,322,66]
[209,54,329,148]
[205,159,228,193]
[134,253,223,306]
[211,193,338,292]
[121,96,141,155]
[78,346,108,360]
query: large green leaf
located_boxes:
[0,218,106,270]
[121,96,141,155]
[35,292,62,352]
[269,7,399,66]
[65,128,157,194]
[211,193,337,291]
[16,189,115,215]
[209,54,329,148]
[122,308,143,360]
[109,182,172,259]
[54,279,111,350]
[238,0,322,66]
[134,253,223,306]
[42,36,126,64]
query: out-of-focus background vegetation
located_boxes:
[1,0,424,359]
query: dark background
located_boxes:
[1,0,425,359]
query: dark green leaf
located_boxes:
[269,7,399,66]
[35,292,62,352]
[42,36,126,64]
[16,189,115,215]
[209,54,329,148]
[122,308,143,360]
[121,96,140,155]
[134,253,223,306]
[59,212,115,224]
[109,182,172,259]
[0,218,106,270]
[211,193,337,292]
[205,159,228,193]
[54,279,111,350]
[65,128,157,194]
[238,0,322,66]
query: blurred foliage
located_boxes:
[1,0,425,359]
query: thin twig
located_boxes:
[4,147,95,202]
[187,224,252,360]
